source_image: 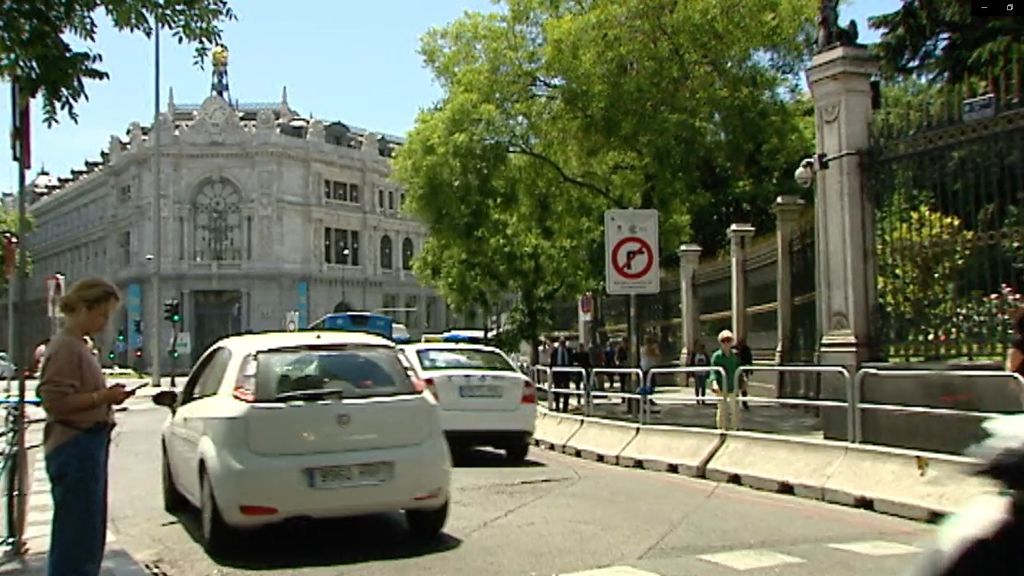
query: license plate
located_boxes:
[308,462,393,488]
[460,384,503,398]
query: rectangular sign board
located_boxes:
[604,209,660,295]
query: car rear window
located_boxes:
[415,348,514,372]
[255,346,416,400]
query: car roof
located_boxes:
[400,342,502,353]
[217,331,396,354]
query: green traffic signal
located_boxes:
[117,331,126,342]
[107,351,116,360]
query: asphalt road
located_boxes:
[103,398,935,576]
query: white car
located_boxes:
[398,343,536,462]
[152,331,451,554]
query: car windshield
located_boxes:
[416,348,514,372]
[256,346,416,400]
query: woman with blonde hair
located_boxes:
[37,277,133,576]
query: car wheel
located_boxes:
[505,441,530,463]
[200,468,233,555]
[406,500,448,540]
[161,446,187,513]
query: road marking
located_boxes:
[828,540,921,556]
[559,567,662,576]
[698,549,806,571]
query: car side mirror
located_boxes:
[152,390,178,412]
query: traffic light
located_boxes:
[134,348,143,359]
[163,299,181,324]
[133,319,142,333]
[117,330,126,342]
[107,351,116,361]
[168,348,180,359]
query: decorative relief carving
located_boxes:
[361,132,379,153]
[830,311,850,331]
[821,101,841,124]
[181,96,244,144]
[255,109,275,133]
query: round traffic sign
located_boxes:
[611,236,654,280]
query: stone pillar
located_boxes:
[806,45,879,372]
[773,196,805,366]
[728,224,755,342]
[677,244,702,364]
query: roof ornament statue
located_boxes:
[816,0,859,53]
[210,44,231,101]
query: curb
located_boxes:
[532,408,996,523]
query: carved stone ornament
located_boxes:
[255,109,275,132]
[181,95,244,144]
[129,122,144,149]
[307,119,325,142]
[108,136,123,162]
[821,101,841,124]
[830,311,850,331]
[361,132,379,153]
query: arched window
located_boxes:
[380,235,393,270]
[402,237,414,270]
[193,178,243,261]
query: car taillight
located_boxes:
[522,380,536,404]
[233,354,257,402]
[415,377,437,400]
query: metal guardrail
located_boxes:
[735,365,854,440]
[587,368,646,421]
[643,367,728,425]
[549,367,589,413]
[852,369,1024,443]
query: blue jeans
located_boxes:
[45,424,111,576]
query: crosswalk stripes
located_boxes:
[557,539,923,574]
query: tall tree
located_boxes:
[395,0,816,346]
[0,0,236,124]
[870,0,1023,87]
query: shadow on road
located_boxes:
[170,509,461,569]
[451,447,546,469]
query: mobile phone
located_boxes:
[126,382,149,393]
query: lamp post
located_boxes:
[341,247,351,308]
[149,18,163,389]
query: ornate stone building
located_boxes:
[19,67,457,369]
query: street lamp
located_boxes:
[341,247,351,306]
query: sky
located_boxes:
[0,0,900,193]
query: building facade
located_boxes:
[16,83,462,370]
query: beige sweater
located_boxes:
[37,332,113,453]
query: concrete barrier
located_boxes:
[704,432,848,499]
[533,409,584,452]
[564,418,639,464]
[823,444,998,521]
[616,425,724,477]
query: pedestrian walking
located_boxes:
[36,278,134,576]
[690,342,710,405]
[549,336,573,413]
[710,330,742,430]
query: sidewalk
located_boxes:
[0,412,150,575]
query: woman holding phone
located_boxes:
[36,277,134,576]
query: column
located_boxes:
[806,45,880,371]
[728,224,755,341]
[773,196,805,365]
[677,244,701,364]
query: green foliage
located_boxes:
[0,0,236,125]
[876,191,973,346]
[869,0,1023,84]
[396,0,816,347]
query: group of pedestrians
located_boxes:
[543,335,631,413]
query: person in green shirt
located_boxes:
[710,329,742,430]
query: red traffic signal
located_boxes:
[134,348,143,358]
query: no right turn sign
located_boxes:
[605,210,660,295]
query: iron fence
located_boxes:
[868,87,1024,362]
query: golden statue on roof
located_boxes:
[212,45,229,69]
